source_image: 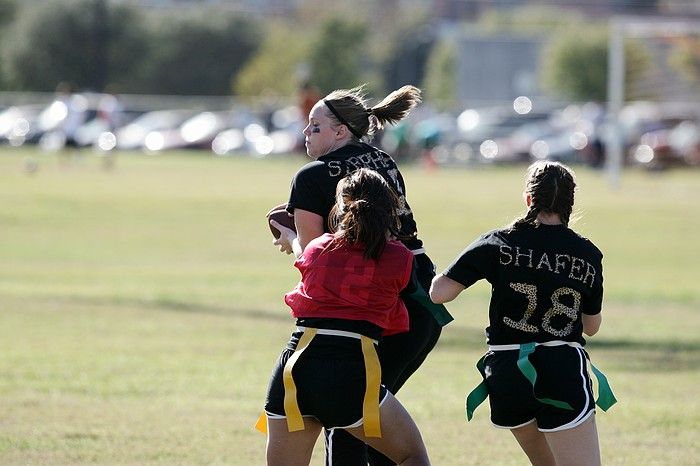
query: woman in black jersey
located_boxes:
[273,85,451,466]
[430,161,616,466]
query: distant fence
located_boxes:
[0,92,295,113]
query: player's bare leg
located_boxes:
[544,415,601,466]
[345,392,430,465]
[510,421,556,466]
[266,417,323,466]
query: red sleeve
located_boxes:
[294,233,331,271]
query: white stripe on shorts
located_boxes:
[538,346,594,432]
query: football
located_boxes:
[266,203,296,239]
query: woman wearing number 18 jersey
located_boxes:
[430,161,616,466]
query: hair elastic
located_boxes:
[324,99,364,139]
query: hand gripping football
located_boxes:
[266,203,296,239]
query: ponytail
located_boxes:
[330,168,401,260]
[369,85,422,132]
[323,84,422,142]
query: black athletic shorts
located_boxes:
[482,344,595,431]
[265,329,389,430]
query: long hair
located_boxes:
[323,84,422,141]
[329,168,401,260]
[509,161,577,230]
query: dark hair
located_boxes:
[323,84,422,141]
[329,168,401,260]
[510,161,577,230]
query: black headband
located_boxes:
[324,99,364,140]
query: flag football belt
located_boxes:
[255,327,383,438]
[404,277,454,326]
[465,340,617,421]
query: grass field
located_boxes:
[1,148,699,465]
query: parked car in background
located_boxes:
[212,105,299,157]
[74,109,142,149]
[487,120,555,163]
[211,120,297,157]
[449,106,552,164]
[631,119,700,169]
[671,120,700,166]
[36,92,101,151]
[142,110,241,153]
[110,109,198,151]
[0,104,45,146]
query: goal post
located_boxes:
[607,17,700,188]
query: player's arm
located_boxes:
[582,313,602,336]
[293,209,324,251]
[429,274,466,304]
[272,208,324,256]
[270,220,301,258]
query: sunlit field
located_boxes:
[1,148,698,465]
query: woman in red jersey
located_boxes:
[262,168,430,466]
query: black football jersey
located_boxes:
[287,143,423,251]
[444,223,603,345]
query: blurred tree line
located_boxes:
[0,0,435,97]
[0,0,694,104]
[0,0,260,95]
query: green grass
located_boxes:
[0,149,699,465]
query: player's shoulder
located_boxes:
[386,239,412,256]
[450,228,508,258]
[300,233,335,260]
[291,160,333,187]
[567,228,603,259]
[294,160,327,177]
[384,240,414,269]
[475,227,511,246]
[307,232,334,249]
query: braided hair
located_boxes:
[510,161,577,230]
[329,168,401,260]
[323,84,422,142]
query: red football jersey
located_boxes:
[285,233,413,336]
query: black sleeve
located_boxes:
[443,233,498,288]
[287,162,331,217]
[582,251,604,316]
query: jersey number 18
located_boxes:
[503,283,581,338]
